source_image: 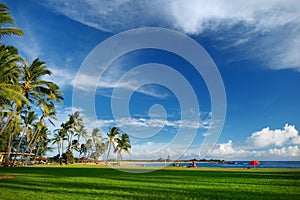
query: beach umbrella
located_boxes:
[249,160,260,168]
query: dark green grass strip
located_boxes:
[0,166,299,199]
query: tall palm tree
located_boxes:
[33,127,50,162]
[0,45,24,106]
[52,128,67,164]
[58,111,85,164]
[21,66,63,165]
[12,111,37,166]
[105,127,120,165]
[0,45,25,136]
[52,132,62,157]
[114,133,131,165]
[0,3,23,39]
[4,114,22,166]
[67,112,84,147]
[0,58,62,135]
[89,128,107,163]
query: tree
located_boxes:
[105,127,119,165]
[0,3,63,167]
[88,128,107,163]
[0,45,25,136]
[3,114,22,166]
[0,45,24,108]
[0,3,23,39]
[114,133,131,165]
[12,111,37,166]
[58,111,85,164]
[1,58,63,136]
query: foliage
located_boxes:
[86,128,108,163]
[62,150,74,164]
[114,133,131,164]
[0,2,131,168]
[0,3,23,39]
[0,2,63,166]
[105,127,120,164]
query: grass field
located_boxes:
[0,165,300,199]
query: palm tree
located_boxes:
[105,127,120,165]
[12,111,37,166]
[4,114,22,166]
[13,58,63,164]
[0,45,24,107]
[89,128,107,163]
[58,111,85,164]
[52,128,67,164]
[52,132,62,157]
[33,127,50,162]
[0,3,23,39]
[114,133,131,165]
[63,111,83,149]
[0,45,25,136]
[0,58,62,136]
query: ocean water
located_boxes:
[193,161,300,169]
[142,161,300,168]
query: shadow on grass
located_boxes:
[0,167,300,199]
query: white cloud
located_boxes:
[246,124,300,148]
[42,0,300,34]
[44,67,76,89]
[96,117,208,130]
[5,24,41,62]
[74,73,170,98]
[268,146,299,157]
[207,124,300,160]
[208,140,300,161]
[40,0,300,71]
[208,140,247,158]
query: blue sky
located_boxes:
[3,0,300,161]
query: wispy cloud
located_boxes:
[96,117,210,130]
[44,66,77,89]
[4,21,41,62]
[73,61,170,98]
[41,0,300,71]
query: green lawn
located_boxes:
[0,166,299,199]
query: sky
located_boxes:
[3,0,300,161]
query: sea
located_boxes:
[141,161,300,168]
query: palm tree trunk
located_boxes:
[34,144,41,162]
[0,105,18,135]
[105,142,112,165]
[117,150,122,166]
[4,128,14,167]
[61,137,64,155]
[22,114,46,165]
[24,145,35,165]
[12,126,27,166]
[57,142,61,157]
[20,128,38,164]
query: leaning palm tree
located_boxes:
[0,58,61,136]
[66,112,84,149]
[0,3,23,39]
[0,45,25,135]
[12,111,38,166]
[114,133,131,165]
[52,132,62,157]
[89,128,107,163]
[105,127,120,165]
[4,114,23,167]
[52,128,67,164]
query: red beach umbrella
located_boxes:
[249,160,260,167]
